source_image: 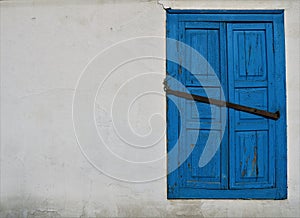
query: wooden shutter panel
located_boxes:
[227,23,276,189]
[177,22,228,191]
[167,10,287,199]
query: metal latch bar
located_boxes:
[165,88,280,120]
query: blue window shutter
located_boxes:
[167,10,287,199]
[227,23,276,189]
[179,22,228,191]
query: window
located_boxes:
[166,10,287,199]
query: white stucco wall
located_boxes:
[0,0,299,217]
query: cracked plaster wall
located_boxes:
[0,0,299,217]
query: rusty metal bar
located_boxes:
[165,88,280,120]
